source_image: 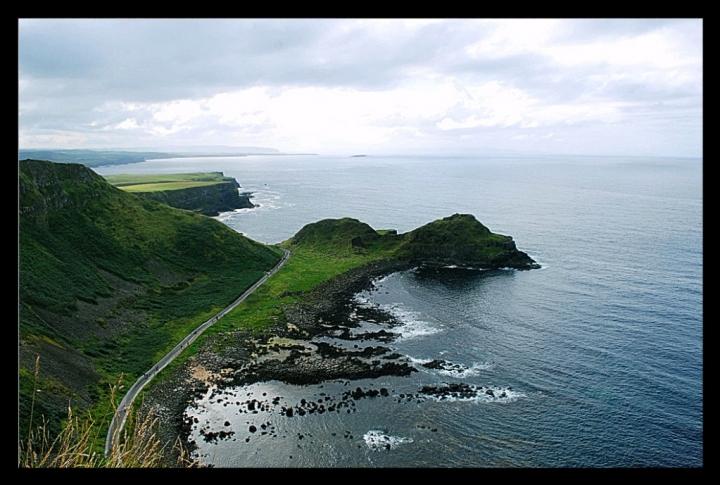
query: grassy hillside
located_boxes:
[287,214,538,269]
[207,215,538,339]
[19,159,282,445]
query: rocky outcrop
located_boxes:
[132,181,255,216]
[19,159,108,227]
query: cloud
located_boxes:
[18,19,702,157]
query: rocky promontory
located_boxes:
[104,172,256,216]
[133,181,255,216]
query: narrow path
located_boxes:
[104,248,291,457]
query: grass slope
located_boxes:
[19,159,282,446]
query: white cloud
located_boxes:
[547,30,700,70]
[465,19,560,59]
[18,19,703,156]
[114,118,140,130]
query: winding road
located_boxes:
[104,248,290,457]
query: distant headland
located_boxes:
[103,172,256,216]
[18,146,284,168]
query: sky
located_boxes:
[18,19,703,157]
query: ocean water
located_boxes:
[95,154,703,467]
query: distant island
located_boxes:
[104,172,256,216]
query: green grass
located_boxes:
[205,221,396,336]
[203,247,378,335]
[104,172,232,191]
[20,362,198,467]
[119,181,221,192]
[19,160,282,443]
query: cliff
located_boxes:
[132,180,255,216]
[19,159,109,228]
[104,172,256,216]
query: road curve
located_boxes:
[104,248,290,457]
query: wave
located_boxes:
[409,357,494,378]
[419,383,525,404]
[363,430,414,451]
[353,295,441,341]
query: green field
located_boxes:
[104,172,232,192]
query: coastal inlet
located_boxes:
[158,266,528,467]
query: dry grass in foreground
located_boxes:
[19,358,201,468]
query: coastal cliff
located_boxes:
[103,171,256,216]
[132,180,255,216]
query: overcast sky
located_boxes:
[18,19,702,157]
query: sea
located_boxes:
[94,154,703,467]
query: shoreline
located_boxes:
[142,258,415,464]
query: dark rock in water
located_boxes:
[421,359,448,370]
[420,382,480,400]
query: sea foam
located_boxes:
[363,430,414,451]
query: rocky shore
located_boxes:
[142,258,417,463]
